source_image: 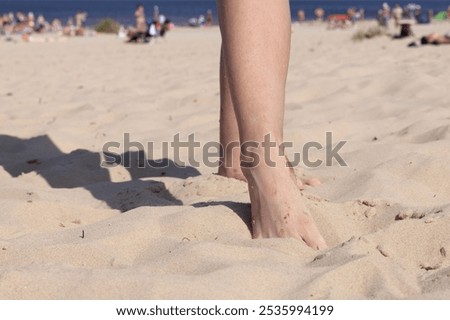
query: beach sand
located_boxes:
[0,22,449,299]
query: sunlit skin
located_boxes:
[217,0,327,249]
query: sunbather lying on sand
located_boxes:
[420,32,450,45]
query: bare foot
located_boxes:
[241,151,328,250]
[218,166,246,182]
[286,157,321,190]
[295,176,321,190]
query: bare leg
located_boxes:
[217,0,327,249]
[219,47,320,189]
[218,46,246,181]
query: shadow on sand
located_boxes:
[0,134,252,227]
[0,134,200,211]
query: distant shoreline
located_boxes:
[1,0,449,27]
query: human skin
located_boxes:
[425,33,450,45]
[216,0,327,249]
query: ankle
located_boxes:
[240,143,289,170]
[218,166,246,181]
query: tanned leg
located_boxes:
[217,0,327,249]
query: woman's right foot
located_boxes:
[218,166,247,182]
[241,150,328,250]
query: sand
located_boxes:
[0,21,449,299]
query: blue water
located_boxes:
[0,0,449,26]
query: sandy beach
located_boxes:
[0,21,449,299]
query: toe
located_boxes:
[302,177,321,187]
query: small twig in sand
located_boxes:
[420,264,441,271]
[376,245,389,258]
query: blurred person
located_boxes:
[347,7,356,23]
[20,12,35,40]
[0,14,9,27]
[127,4,148,42]
[359,8,365,20]
[2,14,14,39]
[420,32,450,45]
[198,15,206,26]
[35,15,49,33]
[314,7,325,22]
[206,9,213,26]
[135,4,147,33]
[8,12,15,25]
[353,8,363,21]
[428,10,434,22]
[380,3,391,27]
[160,18,172,37]
[51,19,63,33]
[0,15,4,35]
[392,4,403,26]
[153,5,159,22]
[63,17,75,36]
[297,9,305,23]
[16,11,26,24]
[13,12,27,33]
[27,12,35,29]
[75,11,87,36]
[404,3,420,19]
[414,8,430,24]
